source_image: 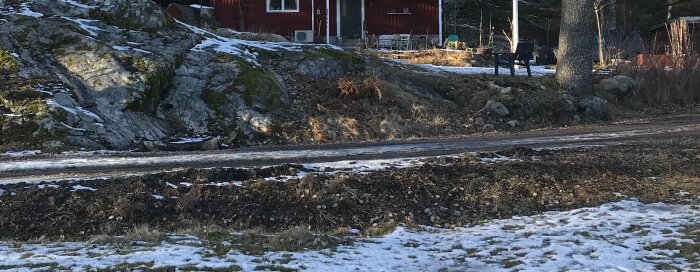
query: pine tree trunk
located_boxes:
[557,0,594,95]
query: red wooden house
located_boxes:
[208,0,443,45]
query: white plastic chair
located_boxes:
[398,34,411,51]
[377,35,395,50]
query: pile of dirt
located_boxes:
[0,138,698,241]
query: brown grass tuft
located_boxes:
[338,76,359,96]
[337,75,384,100]
[307,117,325,143]
[362,75,383,100]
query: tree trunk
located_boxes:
[557,0,594,95]
[595,4,606,65]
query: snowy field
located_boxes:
[0,200,697,271]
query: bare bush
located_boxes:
[619,56,700,105]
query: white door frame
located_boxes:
[336,0,365,39]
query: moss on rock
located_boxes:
[231,59,286,112]
[125,54,184,113]
[0,48,20,74]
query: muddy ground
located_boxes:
[0,137,698,241]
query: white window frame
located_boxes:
[266,0,300,13]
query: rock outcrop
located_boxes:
[0,0,346,151]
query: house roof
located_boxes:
[651,16,700,31]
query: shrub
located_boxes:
[618,56,700,106]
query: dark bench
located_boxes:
[494,43,534,77]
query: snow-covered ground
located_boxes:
[386,58,556,76]
[179,21,341,66]
[0,200,697,271]
[429,63,555,76]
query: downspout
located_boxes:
[326,0,330,44]
[438,0,443,46]
[311,0,315,33]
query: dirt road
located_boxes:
[2,114,700,183]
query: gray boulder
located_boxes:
[485,100,510,116]
[87,0,172,32]
[600,75,636,96]
[577,96,609,120]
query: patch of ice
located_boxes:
[165,182,178,189]
[9,52,19,58]
[38,184,60,189]
[71,185,97,191]
[152,195,165,200]
[1,150,42,158]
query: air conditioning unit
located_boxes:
[294,30,314,43]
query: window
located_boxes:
[267,0,299,13]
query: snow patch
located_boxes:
[17,2,44,18]
[59,0,96,9]
[112,45,152,54]
[478,154,512,163]
[387,58,556,76]
[1,150,42,158]
[60,17,106,37]
[179,21,341,65]
[169,137,210,144]
[0,201,697,271]
[71,185,96,191]
[46,99,104,123]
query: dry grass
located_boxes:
[375,49,471,67]
[336,117,359,139]
[618,56,700,106]
[89,224,167,246]
[337,75,383,100]
[307,117,325,143]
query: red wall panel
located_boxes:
[365,0,439,35]
[209,0,437,38]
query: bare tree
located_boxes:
[594,0,615,65]
[557,0,595,95]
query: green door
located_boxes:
[340,0,362,39]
